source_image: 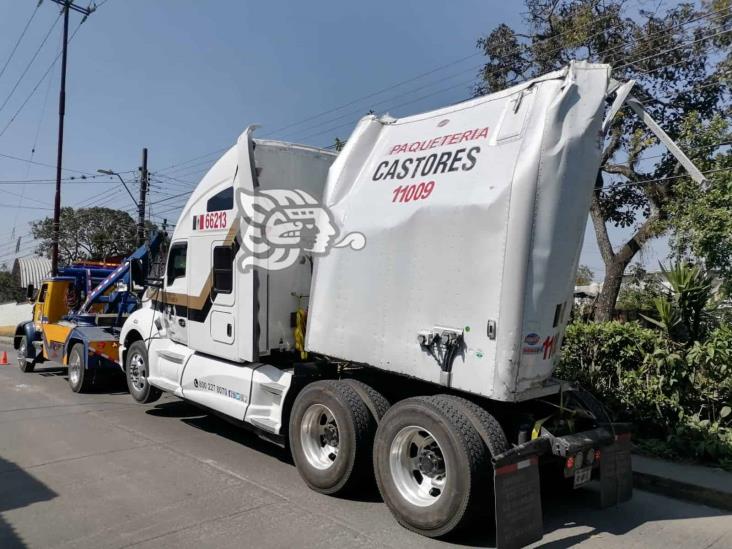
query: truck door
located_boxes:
[209,240,236,349]
[164,241,188,346]
[33,283,47,328]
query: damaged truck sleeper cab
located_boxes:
[118,62,704,547]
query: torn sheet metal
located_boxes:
[307,61,611,401]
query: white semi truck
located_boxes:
[118,62,704,547]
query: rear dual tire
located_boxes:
[289,380,384,495]
[373,395,508,538]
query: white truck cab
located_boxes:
[119,62,704,546]
[120,132,335,434]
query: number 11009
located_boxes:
[391,181,435,203]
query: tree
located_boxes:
[473,0,731,320]
[31,207,139,265]
[666,113,732,286]
[575,264,595,285]
[0,268,24,303]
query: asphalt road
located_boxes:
[0,341,730,549]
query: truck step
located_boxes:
[248,416,278,433]
[260,382,286,396]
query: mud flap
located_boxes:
[494,452,544,549]
[599,431,633,507]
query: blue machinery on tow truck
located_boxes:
[14,233,163,392]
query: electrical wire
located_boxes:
[0,0,42,82]
[0,11,61,116]
[0,19,85,138]
[154,5,654,173]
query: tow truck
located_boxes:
[117,62,705,546]
[14,233,163,392]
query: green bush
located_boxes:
[558,320,732,468]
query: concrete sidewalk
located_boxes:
[633,453,732,511]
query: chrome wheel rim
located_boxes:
[17,338,27,367]
[128,352,147,392]
[300,403,339,470]
[68,352,81,386]
[389,426,446,507]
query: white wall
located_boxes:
[0,302,32,327]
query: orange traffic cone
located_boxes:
[0,351,8,365]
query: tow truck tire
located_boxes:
[289,380,373,495]
[68,343,93,393]
[373,396,488,538]
[17,335,35,373]
[126,340,161,404]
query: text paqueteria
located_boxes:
[373,126,489,182]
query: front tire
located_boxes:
[68,343,92,393]
[125,340,161,404]
[17,335,35,373]
[289,380,373,495]
[373,396,488,538]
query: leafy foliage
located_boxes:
[474,0,732,320]
[31,207,139,265]
[616,264,664,311]
[558,320,732,468]
[575,264,594,285]
[667,112,732,283]
[0,269,24,303]
[642,262,715,344]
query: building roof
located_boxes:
[11,255,51,288]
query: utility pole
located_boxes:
[138,148,148,246]
[49,0,94,276]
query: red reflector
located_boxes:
[595,449,601,461]
[565,456,575,469]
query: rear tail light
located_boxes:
[565,455,575,470]
[594,449,601,462]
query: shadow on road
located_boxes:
[454,481,729,548]
[0,455,58,549]
[141,399,729,547]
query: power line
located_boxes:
[0,0,42,82]
[0,11,61,116]
[614,28,732,72]
[286,5,732,146]
[155,6,645,173]
[603,167,732,191]
[0,151,95,175]
[0,18,85,138]
[289,6,732,148]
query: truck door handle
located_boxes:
[226,323,232,337]
[178,319,186,327]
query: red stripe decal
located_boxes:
[495,463,518,476]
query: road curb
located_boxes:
[633,470,732,511]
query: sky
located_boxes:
[0,0,672,277]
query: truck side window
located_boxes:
[213,246,233,294]
[38,283,48,303]
[167,243,187,285]
[207,186,233,212]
